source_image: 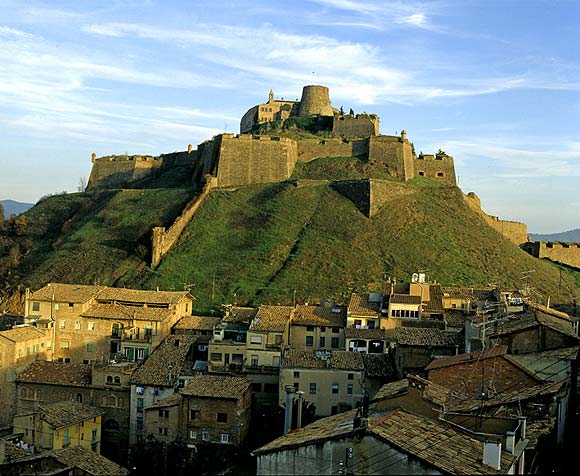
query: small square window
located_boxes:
[331,383,339,394]
[88,322,95,331]
[331,327,340,334]
[347,383,354,395]
[86,343,94,352]
[201,431,210,441]
[220,433,230,444]
[320,327,326,332]
[309,383,316,394]
[32,302,40,312]
[75,321,81,330]
[190,409,199,420]
[293,371,300,378]
[347,373,354,380]
[331,337,340,349]
[306,326,314,332]
[306,336,314,347]
[54,303,60,311]
[190,430,197,439]
[59,320,66,329]
[217,412,228,423]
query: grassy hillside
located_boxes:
[139,181,580,313]
[291,156,399,181]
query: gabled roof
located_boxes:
[441,286,495,301]
[96,287,192,305]
[31,283,105,303]
[282,349,365,371]
[424,285,444,313]
[38,402,103,429]
[425,346,508,371]
[292,305,346,327]
[53,445,129,475]
[362,353,396,378]
[490,311,579,340]
[130,335,196,387]
[0,326,46,342]
[395,327,460,347]
[144,393,182,410]
[181,374,251,400]
[17,361,91,387]
[174,315,222,331]
[250,305,293,332]
[223,306,258,324]
[347,293,381,317]
[80,303,175,321]
[390,294,421,305]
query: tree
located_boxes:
[77,176,87,192]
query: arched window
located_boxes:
[20,387,27,400]
[35,390,42,401]
[117,397,124,408]
[114,376,121,384]
[109,395,117,407]
[101,396,108,406]
[61,391,67,401]
[106,376,113,384]
[76,393,83,403]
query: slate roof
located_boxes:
[390,294,422,305]
[395,327,461,347]
[17,361,91,387]
[441,286,495,301]
[345,327,389,339]
[362,353,396,378]
[96,287,192,305]
[254,408,514,473]
[181,374,251,400]
[491,311,579,340]
[292,305,346,327]
[81,303,175,321]
[425,346,508,371]
[250,305,293,332]
[31,283,105,303]
[130,335,196,387]
[0,326,46,342]
[39,402,103,429]
[347,293,381,317]
[53,446,129,476]
[282,350,365,371]
[174,315,222,331]
[223,306,258,323]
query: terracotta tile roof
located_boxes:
[424,284,444,313]
[347,293,381,317]
[372,379,409,401]
[0,326,46,342]
[80,303,176,321]
[370,409,514,474]
[39,402,103,429]
[131,335,196,387]
[425,346,508,371]
[96,287,192,305]
[362,353,396,378]
[444,310,466,329]
[53,445,129,475]
[31,283,105,303]
[181,374,251,400]
[1,442,30,461]
[509,347,579,382]
[395,327,461,347]
[526,301,575,322]
[17,361,91,387]
[282,350,365,371]
[250,305,293,332]
[292,305,346,327]
[144,393,182,410]
[223,306,258,323]
[174,315,222,330]
[441,286,495,301]
[390,294,422,305]
[345,327,389,339]
[490,311,579,340]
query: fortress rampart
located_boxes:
[298,85,333,117]
[332,113,379,138]
[522,241,580,270]
[297,138,368,162]
[464,192,528,245]
[413,152,456,185]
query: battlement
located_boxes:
[523,240,580,270]
[228,134,296,144]
[332,113,380,138]
[91,154,159,163]
[417,152,453,161]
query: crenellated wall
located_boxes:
[332,113,379,138]
[522,241,580,270]
[413,152,456,185]
[464,192,528,245]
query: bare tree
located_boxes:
[77,176,87,192]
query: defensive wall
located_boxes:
[367,134,415,181]
[151,175,217,267]
[464,192,528,245]
[413,152,456,185]
[297,138,368,162]
[332,113,379,138]
[522,241,580,270]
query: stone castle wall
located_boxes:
[332,114,379,138]
[522,241,580,270]
[367,135,414,181]
[297,138,368,162]
[413,153,456,185]
[464,192,528,245]
[298,85,333,117]
[88,155,162,189]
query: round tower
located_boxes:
[298,85,333,117]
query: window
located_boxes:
[293,371,300,378]
[319,336,326,347]
[437,172,444,177]
[190,410,199,420]
[332,327,340,334]
[18,348,23,358]
[418,171,425,176]
[293,382,299,391]
[60,341,70,349]
[309,383,317,394]
[217,412,228,423]
[137,398,144,413]
[250,336,262,344]
[76,393,83,403]
[272,356,280,367]
[251,355,259,366]
[86,343,94,352]
[63,429,70,447]
[106,376,113,384]
[306,326,314,332]
[75,321,81,330]
[347,383,354,395]
[92,428,97,442]
[117,397,124,408]
[347,373,354,380]
[32,302,40,312]
[211,353,223,362]
[201,431,210,441]
[331,383,339,394]
[88,322,95,331]
[159,409,169,418]
[220,433,230,444]
[114,376,120,385]
[190,430,197,440]
[305,336,314,347]
[252,382,262,392]
[59,320,66,329]
[331,337,339,349]
[136,415,144,433]
[158,427,168,435]
[54,303,60,311]
[32,344,39,353]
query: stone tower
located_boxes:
[298,85,333,117]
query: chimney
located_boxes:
[483,441,502,470]
[296,391,305,429]
[283,385,295,434]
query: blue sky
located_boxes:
[0,0,578,233]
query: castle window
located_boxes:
[437,172,444,177]
[418,171,425,176]
[106,376,113,384]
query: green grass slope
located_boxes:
[139,181,580,313]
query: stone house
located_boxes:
[289,305,346,351]
[489,311,580,354]
[394,327,461,377]
[441,286,496,313]
[129,334,197,445]
[24,283,193,364]
[13,402,103,453]
[279,350,365,417]
[173,315,222,363]
[0,326,51,427]
[14,360,133,463]
[345,293,390,353]
[143,394,181,444]
[180,374,252,447]
[345,327,393,354]
[253,406,526,475]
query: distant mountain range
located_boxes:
[0,199,34,218]
[529,228,580,243]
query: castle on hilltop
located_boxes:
[88,84,457,191]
